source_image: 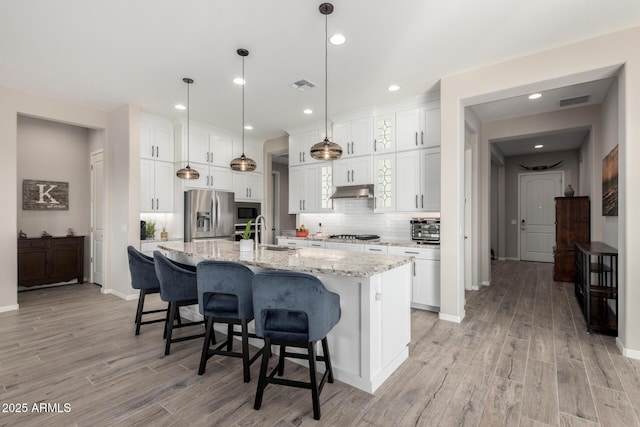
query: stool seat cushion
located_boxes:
[262,309,309,342]
[201,293,238,318]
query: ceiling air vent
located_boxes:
[289,79,316,92]
[558,95,590,107]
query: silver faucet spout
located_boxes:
[255,215,267,250]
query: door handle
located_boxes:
[521,219,526,231]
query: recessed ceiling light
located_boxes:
[303,109,313,114]
[174,104,186,110]
[528,93,542,100]
[244,125,253,130]
[233,77,246,85]
[329,34,346,45]
[534,144,544,149]
[388,85,400,92]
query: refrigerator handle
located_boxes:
[215,194,220,230]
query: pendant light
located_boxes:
[176,77,200,180]
[230,48,257,172]
[310,2,343,161]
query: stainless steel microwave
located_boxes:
[235,202,261,224]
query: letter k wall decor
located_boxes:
[22,179,69,210]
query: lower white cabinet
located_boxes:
[276,238,308,248]
[388,245,440,310]
[306,240,326,248]
[324,242,364,252]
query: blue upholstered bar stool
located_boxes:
[252,271,341,420]
[126,246,169,335]
[196,260,264,382]
[153,251,205,355]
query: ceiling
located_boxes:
[1,1,639,140]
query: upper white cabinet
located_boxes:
[288,163,333,214]
[140,114,175,213]
[140,159,174,213]
[232,137,263,173]
[233,172,263,202]
[373,153,395,212]
[395,105,441,152]
[333,117,373,158]
[141,114,174,162]
[289,130,325,166]
[183,121,234,168]
[373,113,395,154]
[332,156,372,187]
[396,148,440,212]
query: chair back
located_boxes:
[197,260,255,319]
[153,251,198,302]
[252,271,340,343]
[127,246,160,291]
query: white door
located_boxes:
[464,147,472,289]
[519,172,563,262]
[90,151,104,285]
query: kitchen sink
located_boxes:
[260,245,299,251]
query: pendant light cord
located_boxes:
[242,55,245,156]
[186,81,190,165]
[324,10,328,141]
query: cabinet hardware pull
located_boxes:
[351,170,354,182]
[249,188,251,198]
[299,152,302,163]
[421,131,424,145]
[370,248,381,251]
[421,194,424,208]
[302,152,305,162]
[374,139,376,152]
[415,132,418,146]
[156,198,159,210]
[300,200,302,210]
[351,142,354,154]
[405,251,419,254]
[156,146,159,158]
[151,146,154,157]
[206,152,209,162]
[151,198,154,210]
[303,200,306,210]
[415,195,418,208]
[347,170,350,182]
[375,293,382,301]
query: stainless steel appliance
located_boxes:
[410,218,440,244]
[184,190,235,242]
[235,202,261,225]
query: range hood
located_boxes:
[330,184,374,199]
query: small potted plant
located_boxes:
[239,220,254,252]
[145,220,156,240]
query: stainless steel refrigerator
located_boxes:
[184,190,235,242]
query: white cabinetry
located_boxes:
[233,172,262,202]
[389,245,440,310]
[396,148,440,212]
[364,244,388,254]
[395,105,441,151]
[276,238,308,248]
[373,153,395,212]
[333,156,372,187]
[181,121,234,191]
[324,242,364,252]
[373,113,395,154]
[333,117,372,157]
[289,129,329,166]
[288,163,333,214]
[232,138,263,173]
[307,240,326,249]
[140,114,175,213]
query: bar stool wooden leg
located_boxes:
[308,342,320,420]
[254,338,271,410]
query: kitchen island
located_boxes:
[159,239,413,394]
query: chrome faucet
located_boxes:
[255,215,267,250]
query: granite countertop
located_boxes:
[278,235,440,249]
[158,240,413,278]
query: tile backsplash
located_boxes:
[299,199,439,242]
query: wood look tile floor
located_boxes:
[1,261,640,426]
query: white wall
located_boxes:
[272,162,296,235]
[440,26,638,356]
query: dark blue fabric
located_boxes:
[127,246,160,291]
[153,251,198,302]
[252,271,341,343]
[197,260,255,319]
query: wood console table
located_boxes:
[574,241,618,335]
[18,236,85,287]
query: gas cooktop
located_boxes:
[329,234,380,241]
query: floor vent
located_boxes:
[559,95,590,107]
[289,79,316,91]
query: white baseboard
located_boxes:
[103,288,139,301]
[617,338,640,360]
[0,304,19,313]
[482,280,490,286]
[439,311,464,323]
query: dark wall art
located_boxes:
[23,179,69,210]
[602,145,618,217]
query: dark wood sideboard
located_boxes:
[18,236,85,287]
[554,196,590,282]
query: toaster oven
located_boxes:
[411,218,440,244]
